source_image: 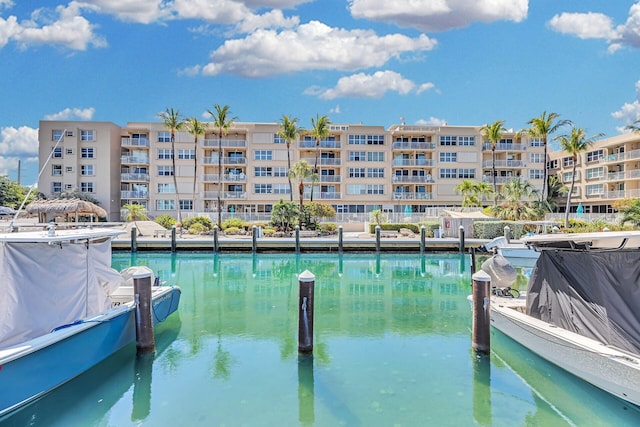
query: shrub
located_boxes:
[189,222,208,234]
[182,216,213,231]
[222,218,248,231]
[262,228,276,237]
[319,222,337,234]
[368,223,419,234]
[224,226,241,235]
[155,214,176,230]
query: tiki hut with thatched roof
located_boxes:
[26,198,108,223]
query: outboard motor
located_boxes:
[481,254,517,288]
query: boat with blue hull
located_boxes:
[0,227,181,417]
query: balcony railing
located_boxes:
[607,171,625,181]
[482,143,525,151]
[392,192,432,200]
[391,142,435,150]
[300,157,342,166]
[392,175,434,183]
[481,176,520,184]
[121,173,150,181]
[121,191,149,199]
[298,140,341,149]
[481,160,524,168]
[202,138,247,148]
[202,156,247,165]
[320,175,342,183]
[391,159,436,167]
[121,156,149,164]
[121,137,149,147]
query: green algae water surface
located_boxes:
[3,253,640,426]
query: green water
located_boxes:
[4,253,640,426]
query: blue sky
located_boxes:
[2,0,640,185]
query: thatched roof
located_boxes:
[26,198,107,218]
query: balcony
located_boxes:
[482,143,525,151]
[121,137,149,147]
[319,192,342,200]
[301,157,342,166]
[392,175,434,183]
[481,160,524,168]
[299,140,341,149]
[121,156,149,164]
[121,173,150,181]
[225,191,247,199]
[121,191,149,199]
[391,141,435,150]
[392,192,432,200]
[608,171,625,181]
[202,138,247,148]
[481,176,520,184]
[202,156,247,165]
[319,175,342,183]
[391,159,436,167]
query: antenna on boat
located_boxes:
[9,129,67,231]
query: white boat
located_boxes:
[482,230,640,407]
[0,227,181,417]
[484,221,561,267]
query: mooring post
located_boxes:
[213,225,219,253]
[420,225,426,255]
[171,225,177,253]
[295,225,301,254]
[131,225,137,253]
[375,225,381,253]
[504,226,511,244]
[459,225,465,254]
[133,268,156,354]
[252,224,257,254]
[469,247,476,276]
[471,270,491,354]
[338,225,343,254]
[298,270,315,353]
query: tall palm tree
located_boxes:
[288,160,314,226]
[158,108,185,224]
[454,180,493,207]
[207,104,237,227]
[528,111,571,200]
[278,115,304,201]
[480,120,506,206]
[625,119,640,133]
[186,117,208,211]
[309,114,330,201]
[122,203,148,235]
[555,126,603,228]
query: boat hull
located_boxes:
[0,286,181,417]
[491,301,640,407]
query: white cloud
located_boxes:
[415,117,448,126]
[329,105,341,114]
[0,126,39,157]
[200,21,437,77]
[233,9,299,33]
[416,82,435,94]
[548,12,616,40]
[81,0,170,24]
[309,70,427,100]
[348,0,528,32]
[612,80,640,132]
[0,2,106,50]
[43,107,96,121]
[0,0,14,10]
[172,0,249,24]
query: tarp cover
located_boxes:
[526,250,640,355]
[0,239,123,349]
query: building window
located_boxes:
[586,149,604,162]
[439,168,457,179]
[562,157,574,167]
[458,168,475,179]
[180,200,193,210]
[440,152,457,162]
[274,167,288,177]
[548,159,558,169]
[178,149,195,160]
[347,184,366,195]
[81,148,95,158]
[65,166,73,173]
[367,152,384,162]
[529,153,543,163]
[586,184,604,195]
[66,148,74,155]
[64,184,73,190]
[274,184,290,194]
[440,136,457,146]
[367,135,385,145]
[52,147,63,158]
[254,150,273,161]
[158,131,171,142]
[52,130,63,141]
[52,182,62,193]
[530,137,543,147]
[367,168,384,178]
[349,151,366,162]
[158,183,175,193]
[529,169,544,180]
[562,171,577,182]
[81,165,94,176]
[52,164,62,176]
[158,166,174,176]
[348,135,366,145]
[255,167,273,177]
[158,149,173,159]
[80,130,95,141]
[367,184,384,194]
[349,168,366,178]
[586,167,604,179]
[273,134,286,144]
[255,184,273,194]
[458,136,475,146]
[156,200,175,210]
[80,182,94,193]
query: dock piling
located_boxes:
[252,225,257,253]
[133,268,156,354]
[338,225,343,254]
[171,225,177,253]
[298,270,315,353]
[295,225,300,254]
[459,225,465,254]
[375,225,381,253]
[420,225,426,254]
[471,270,491,354]
[131,225,137,253]
[213,225,219,253]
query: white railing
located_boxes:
[121,173,150,181]
[121,137,149,147]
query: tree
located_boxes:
[625,119,640,133]
[0,176,31,209]
[555,126,603,228]
[309,114,330,201]
[535,175,568,214]
[207,104,237,228]
[288,160,314,226]
[492,177,541,221]
[122,203,148,235]
[158,108,185,225]
[186,117,208,211]
[454,179,493,207]
[270,199,300,233]
[480,120,507,206]
[278,115,304,201]
[613,198,640,226]
[528,111,571,200]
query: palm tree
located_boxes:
[309,114,330,201]
[625,119,640,133]
[288,160,314,226]
[555,126,604,228]
[528,111,571,200]
[455,180,493,207]
[480,120,506,206]
[278,115,304,201]
[122,203,148,235]
[207,104,237,227]
[158,108,185,225]
[493,177,541,220]
[186,117,208,211]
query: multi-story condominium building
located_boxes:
[548,132,640,215]
[38,120,547,221]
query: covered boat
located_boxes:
[0,227,181,417]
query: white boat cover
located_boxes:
[0,239,124,348]
[526,250,640,355]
